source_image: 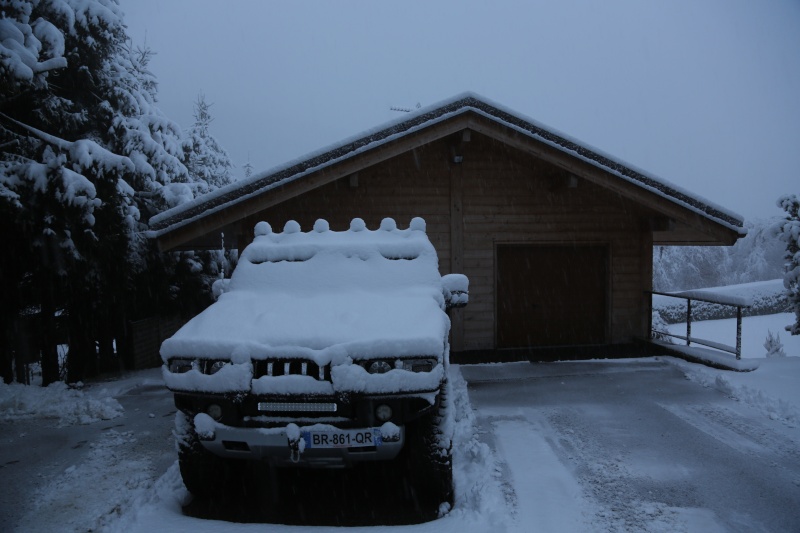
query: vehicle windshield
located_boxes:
[231,222,442,296]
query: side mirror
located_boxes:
[442,273,469,309]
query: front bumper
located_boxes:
[197,422,405,467]
[175,390,437,467]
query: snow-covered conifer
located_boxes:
[0,0,211,385]
[242,160,254,179]
[650,310,672,342]
[763,330,786,358]
[101,40,196,220]
[777,194,800,335]
[653,218,785,292]
[185,93,234,190]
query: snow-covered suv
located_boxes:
[161,216,467,513]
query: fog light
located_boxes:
[401,359,436,373]
[207,404,223,421]
[375,404,393,422]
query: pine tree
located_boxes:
[1,0,133,384]
[0,0,209,384]
[103,40,196,219]
[777,194,800,335]
[185,93,234,190]
[763,330,786,357]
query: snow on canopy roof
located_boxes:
[148,92,745,237]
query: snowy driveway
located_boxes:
[4,359,800,532]
[462,360,800,532]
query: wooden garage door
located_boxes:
[496,245,608,348]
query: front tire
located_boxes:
[403,379,454,516]
[175,411,253,501]
[177,414,228,498]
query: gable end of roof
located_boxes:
[149,93,744,236]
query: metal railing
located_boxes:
[649,290,751,360]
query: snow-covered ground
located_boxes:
[2,313,799,532]
[0,370,176,532]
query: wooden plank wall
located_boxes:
[457,134,649,349]
[241,137,455,266]
[241,132,652,352]
[240,138,459,351]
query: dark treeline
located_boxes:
[1,0,235,385]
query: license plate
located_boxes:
[301,428,382,449]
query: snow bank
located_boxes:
[0,380,123,426]
[446,366,511,529]
[666,356,800,424]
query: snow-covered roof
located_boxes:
[148,92,745,241]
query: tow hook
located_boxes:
[288,435,302,463]
[286,423,304,463]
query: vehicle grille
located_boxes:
[253,359,331,382]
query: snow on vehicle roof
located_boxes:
[149,92,745,241]
[160,217,450,364]
[242,216,429,264]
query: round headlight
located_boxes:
[375,404,393,422]
[207,404,223,421]
[208,361,228,375]
[367,361,392,374]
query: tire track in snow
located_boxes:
[471,413,519,519]
[479,410,596,532]
[657,402,800,464]
[546,407,708,533]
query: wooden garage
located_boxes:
[149,93,746,362]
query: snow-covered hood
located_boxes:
[160,286,449,363]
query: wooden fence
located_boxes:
[128,315,185,369]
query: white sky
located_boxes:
[122,0,800,221]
